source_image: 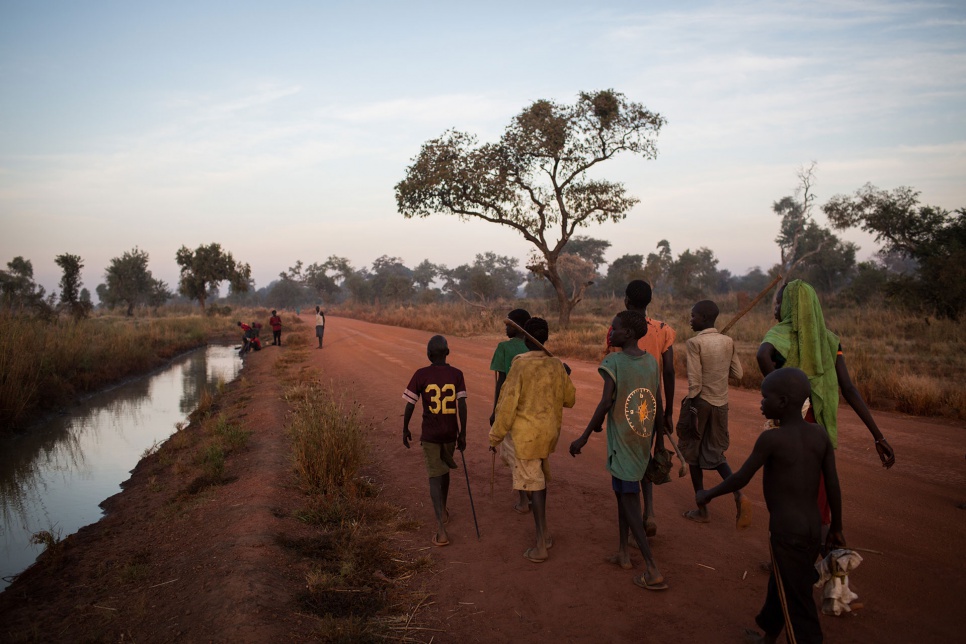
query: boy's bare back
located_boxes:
[696,367,843,545]
[756,420,835,539]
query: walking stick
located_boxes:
[490,450,495,497]
[505,317,572,375]
[663,429,688,478]
[504,318,554,357]
[460,450,482,540]
[720,274,784,335]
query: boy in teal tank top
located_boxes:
[570,310,668,590]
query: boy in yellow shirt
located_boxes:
[489,318,576,563]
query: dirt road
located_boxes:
[1,314,962,642]
[313,315,966,643]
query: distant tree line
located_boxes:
[3,179,962,321]
[1,243,251,319]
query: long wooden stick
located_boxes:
[664,430,688,478]
[720,273,784,335]
[504,318,553,357]
[460,450,481,540]
[490,450,495,497]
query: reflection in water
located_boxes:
[0,345,241,591]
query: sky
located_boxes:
[1,0,964,297]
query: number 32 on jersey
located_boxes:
[425,384,457,414]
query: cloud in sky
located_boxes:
[0,0,963,296]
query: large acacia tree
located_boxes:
[395,89,665,326]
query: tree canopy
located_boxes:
[0,256,49,314]
[444,252,523,303]
[600,253,645,297]
[396,89,665,326]
[55,253,92,319]
[175,243,251,312]
[101,247,171,315]
[824,184,966,319]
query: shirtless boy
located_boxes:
[697,368,844,643]
[402,335,468,547]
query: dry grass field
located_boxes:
[0,308,269,432]
[332,296,966,420]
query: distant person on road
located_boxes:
[757,280,894,533]
[489,308,532,515]
[604,280,675,537]
[679,300,751,528]
[490,318,576,564]
[571,310,667,590]
[315,306,326,349]
[402,335,468,547]
[269,310,282,346]
[697,367,844,644]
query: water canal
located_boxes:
[0,345,242,591]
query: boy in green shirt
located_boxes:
[570,310,667,590]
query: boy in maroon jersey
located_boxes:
[403,335,468,547]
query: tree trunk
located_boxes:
[545,264,575,328]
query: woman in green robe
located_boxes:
[757,279,895,467]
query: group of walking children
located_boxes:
[399,278,895,643]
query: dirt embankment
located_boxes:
[2,315,964,643]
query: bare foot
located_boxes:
[606,553,632,570]
[432,533,450,547]
[645,517,658,537]
[513,501,531,514]
[682,509,711,524]
[743,628,778,643]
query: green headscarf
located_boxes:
[761,280,840,447]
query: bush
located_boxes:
[287,382,368,496]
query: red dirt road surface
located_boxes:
[316,316,965,643]
[1,314,963,643]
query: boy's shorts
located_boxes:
[679,398,729,469]
[422,441,457,478]
[513,457,551,491]
[611,476,640,494]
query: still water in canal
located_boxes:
[0,345,242,591]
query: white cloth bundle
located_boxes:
[814,548,863,615]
